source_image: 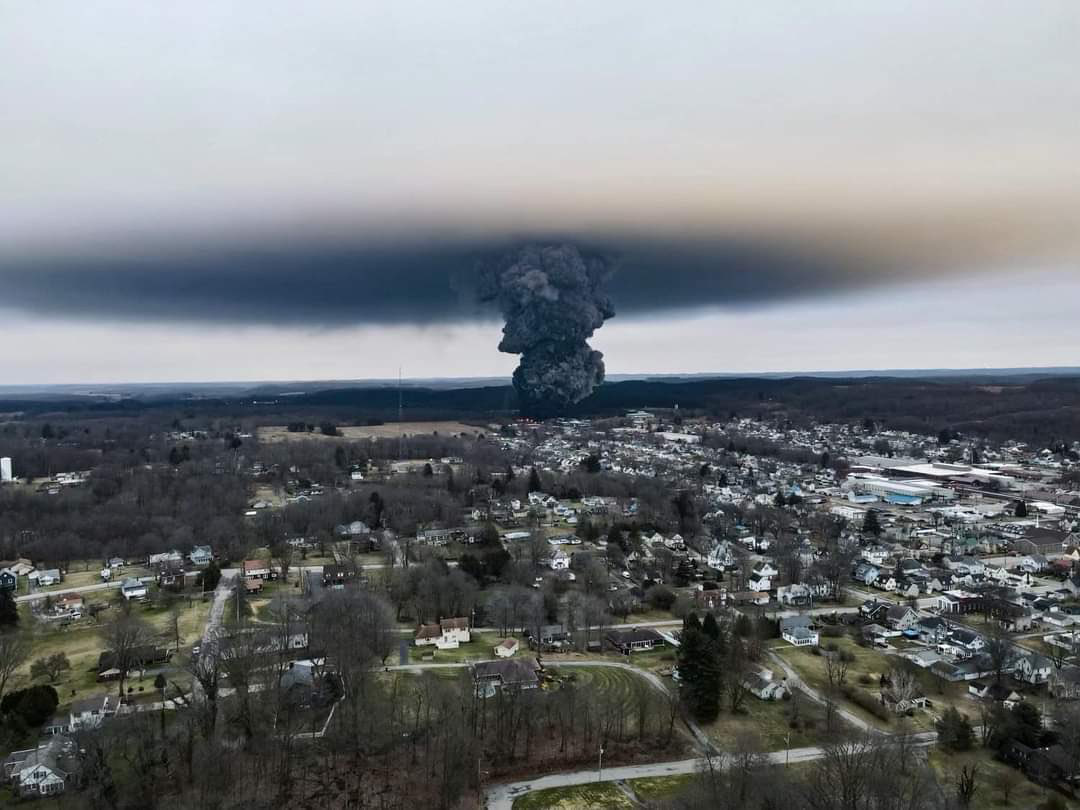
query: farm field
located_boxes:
[258,421,486,442]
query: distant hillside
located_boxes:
[2,374,1078,446]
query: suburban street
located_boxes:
[484,734,939,809]
[14,575,155,603]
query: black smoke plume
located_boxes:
[479,244,616,416]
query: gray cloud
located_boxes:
[0,231,872,327]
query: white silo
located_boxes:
[0,457,11,483]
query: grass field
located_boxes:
[628,774,695,801]
[926,749,1074,810]
[512,783,634,809]
[11,591,211,707]
[546,664,661,733]
[258,421,486,442]
[408,633,523,663]
[701,689,838,751]
[774,637,971,731]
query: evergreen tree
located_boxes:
[862,509,882,537]
[678,614,720,721]
[528,467,542,493]
[0,589,18,628]
[1014,500,1028,518]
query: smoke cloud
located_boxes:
[479,245,615,414]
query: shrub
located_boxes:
[0,685,59,729]
[842,686,891,723]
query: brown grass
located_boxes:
[258,421,487,442]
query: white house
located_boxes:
[548,550,571,571]
[3,736,78,798]
[707,541,736,570]
[780,616,819,647]
[415,617,471,650]
[494,638,519,658]
[120,577,148,600]
[743,668,787,700]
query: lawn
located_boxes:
[512,783,633,810]
[774,637,970,731]
[926,748,1074,810]
[12,593,210,707]
[701,690,841,751]
[628,774,694,801]
[408,633,523,663]
[545,664,665,738]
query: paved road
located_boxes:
[202,570,236,648]
[485,734,938,810]
[15,576,154,603]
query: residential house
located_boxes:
[707,541,736,570]
[1049,666,1080,700]
[3,736,79,798]
[743,668,787,700]
[606,627,664,654]
[526,624,571,650]
[860,600,891,623]
[884,605,919,631]
[780,615,819,647]
[968,681,1023,709]
[853,563,880,586]
[472,658,542,696]
[242,559,272,579]
[415,617,471,649]
[548,550,571,571]
[147,551,183,568]
[55,594,84,617]
[494,638,519,658]
[1018,554,1049,574]
[949,627,985,655]
[776,583,814,607]
[915,616,950,645]
[96,645,170,680]
[188,546,213,566]
[32,569,62,588]
[748,562,776,592]
[120,577,148,601]
[1014,652,1054,685]
[0,570,17,592]
[46,695,115,735]
[321,564,358,589]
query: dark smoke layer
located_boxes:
[479,244,615,416]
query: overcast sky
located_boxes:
[1,2,1078,383]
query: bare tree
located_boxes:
[954,763,978,807]
[271,541,296,586]
[0,631,30,701]
[101,614,155,701]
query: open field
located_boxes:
[701,689,840,751]
[12,590,210,707]
[258,421,486,442]
[926,749,1077,810]
[628,774,694,801]
[774,637,973,731]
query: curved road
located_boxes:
[485,734,938,810]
